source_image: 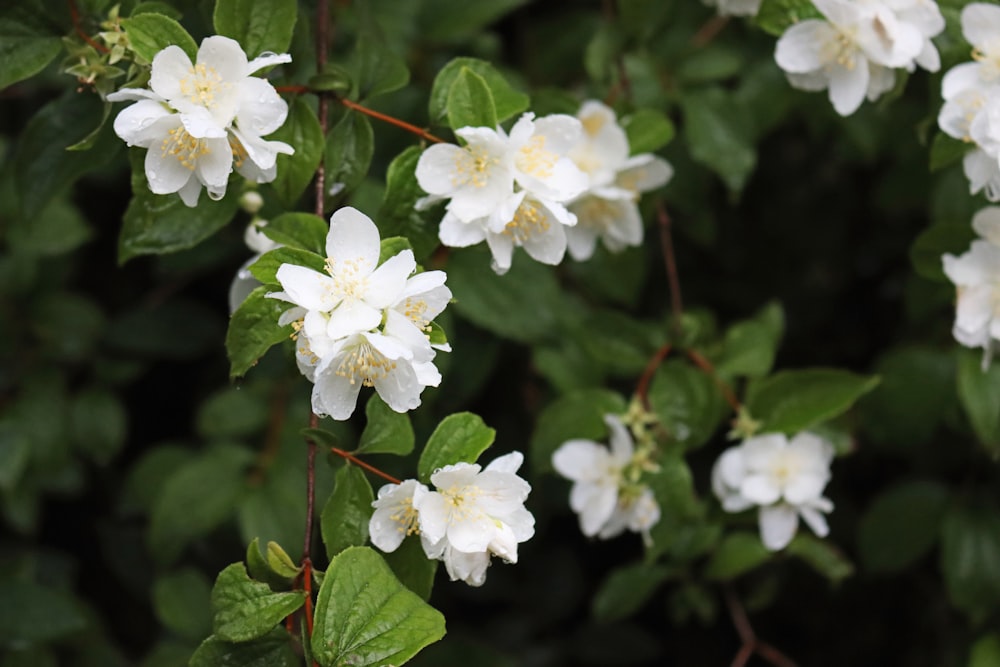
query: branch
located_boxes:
[656,200,684,339]
[725,587,798,667]
[635,343,672,410]
[691,15,730,48]
[338,98,446,144]
[68,0,110,54]
[686,349,742,414]
[330,447,403,486]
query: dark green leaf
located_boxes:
[957,349,1000,457]
[348,19,409,101]
[681,87,756,194]
[0,580,86,644]
[715,301,784,378]
[754,0,822,36]
[969,634,1000,667]
[622,108,675,155]
[321,464,375,559]
[378,236,413,265]
[418,412,495,483]
[785,534,854,584]
[910,222,976,283]
[676,45,743,85]
[226,285,294,379]
[6,196,92,257]
[213,0,297,57]
[418,0,529,42]
[429,57,529,125]
[196,387,268,439]
[704,532,772,581]
[120,13,198,62]
[592,562,671,622]
[325,110,374,198]
[261,212,329,255]
[378,146,441,262]
[269,97,324,206]
[647,360,727,449]
[858,480,949,574]
[0,422,30,492]
[941,502,1000,621]
[383,536,438,601]
[248,246,326,285]
[0,8,61,90]
[358,394,415,455]
[153,568,212,641]
[530,389,627,473]
[70,389,127,465]
[446,67,498,132]
[930,133,970,172]
[211,563,305,642]
[746,369,880,435]
[311,547,446,667]
[190,629,298,667]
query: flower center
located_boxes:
[402,297,431,331]
[502,200,550,243]
[325,257,370,299]
[580,111,606,138]
[441,485,483,520]
[160,127,209,170]
[572,196,620,232]
[229,135,248,168]
[179,63,228,109]
[335,341,396,387]
[453,145,496,188]
[516,135,557,179]
[389,497,420,535]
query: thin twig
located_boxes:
[338,98,446,144]
[68,0,110,54]
[330,447,403,486]
[691,15,730,48]
[686,349,742,413]
[656,201,684,339]
[635,343,672,410]
[725,587,798,667]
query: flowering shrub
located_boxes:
[5,1,1000,666]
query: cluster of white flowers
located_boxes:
[551,415,661,542]
[712,432,835,551]
[702,0,762,17]
[107,36,293,206]
[415,102,670,273]
[369,452,535,587]
[268,207,451,420]
[943,207,1000,366]
[775,0,944,117]
[938,4,1000,201]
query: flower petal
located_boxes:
[759,504,799,550]
[326,206,380,273]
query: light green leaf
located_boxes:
[647,360,727,449]
[703,532,771,581]
[248,246,326,285]
[858,480,949,574]
[211,563,306,642]
[325,110,374,199]
[622,108,676,155]
[226,285,294,379]
[418,412,496,483]
[269,96,324,206]
[190,629,298,667]
[957,349,1000,457]
[429,57,528,125]
[715,301,784,378]
[377,146,441,262]
[120,13,198,62]
[321,464,375,560]
[446,67,498,132]
[311,547,446,667]
[246,538,301,587]
[357,394,415,455]
[0,8,61,91]
[680,87,756,194]
[530,389,627,473]
[754,0,822,36]
[378,236,413,265]
[930,133,970,172]
[261,212,328,255]
[746,369,880,435]
[969,635,1000,667]
[592,562,671,622]
[213,0,297,57]
[152,568,212,641]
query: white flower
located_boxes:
[107,35,292,206]
[415,451,535,587]
[552,414,661,540]
[369,479,429,553]
[508,112,589,202]
[712,432,835,551]
[702,0,762,17]
[943,207,1000,364]
[391,269,452,351]
[274,207,416,340]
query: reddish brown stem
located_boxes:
[725,588,798,667]
[338,97,445,144]
[691,15,730,48]
[276,84,310,94]
[656,201,684,339]
[68,0,110,54]
[686,349,742,413]
[330,447,403,485]
[635,343,672,410]
[302,558,315,637]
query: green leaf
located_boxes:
[149,444,252,565]
[715,301,784,378]
[622,108,675,155]
[0,422,30,492]
[120,13,198,62]
[446,67,498,132]
[930,133,970,172]
[325,110,374,197]
[190,629,298,667]
[14,92,120,221]
[321,464,375,560]
[941,502,1000,621]
[248,246,326,285]
[429,57,529,125]
[746,369,880,435]
[858,480,949,574]
[66,100,113,151]
[676,45,743,85]
[0,8,61,91]
[957,349,1000,457]
[269,96,324,206]
[119,150,240,263]
[680,87,756,194]
[910,222,976,283]
[754,0,822,36]
[418,412,496,483]
[261,212,328,255]
[969,635,1000,667]
[70,389,127,466]
[383,536,438,601]
[196,387,268,439]
[418,0,529,43]
[0,580,87,644]
[785,534,854,584]
[152,568,212,641]
[378,146,441,262]
[6,196,92,257]
[311,547,446,667]
[378,236,414,265]
[246,538,301,587]
[703,532,771,581]
[530,389,627,473]
[647,453,699,519]
[211,563,306,642]
[358,394,415,455]
[213,0,297,57]
[226,285,294,378]
[348,18,409,101]
[647,360,727,449]
[592,562,671,622]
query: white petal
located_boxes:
[144,141,194,195]
[195,136,233,188]
[741,474,782,505]
[552,440,610,482]
[973,207,1000,245]
[798,504,830,538]
[828,56,870,116]
[197,35,249,83]
[237,76,289,136]
[962,4,1000,54]
[416,143,469,196]
[439,213,487,248]
[326,206,380,273]
[774,20,831,73]
[247,51,292,74]
[364,250,416,308]
[759,504,799,551]
[312,366,363,420]
[373,359,424,413]
[113,100,173,146]
[149,45,192,100]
